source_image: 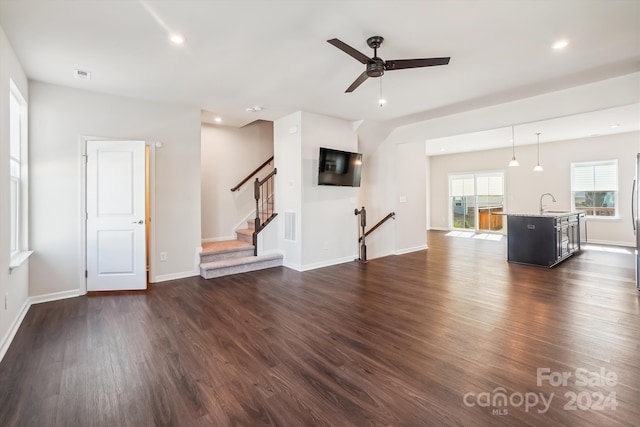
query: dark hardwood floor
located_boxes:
[1,231,639,426]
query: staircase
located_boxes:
[199,220,283,279]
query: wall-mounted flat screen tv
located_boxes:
[318,147,362,187]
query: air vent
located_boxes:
[74,69,91,80]
[284,211,296,241]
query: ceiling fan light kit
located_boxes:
[327,36,451,93]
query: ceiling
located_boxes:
[1,0,639,142]
[426,103,640,156]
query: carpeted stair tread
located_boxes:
[200,253,283,279]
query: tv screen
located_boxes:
[318,147,362,187]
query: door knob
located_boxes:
[132,220,144,224]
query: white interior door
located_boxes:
[87,140,146,291]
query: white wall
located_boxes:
[274,111,359,270]
[429,132,638,246]
[359,139,428,259]
[300,112,359,268]
[394,142,428,253]
[274,112,302,267]
[359,138,396,260]
[0,25,30,358]
[201,120,273,241]
[29,81,202,294]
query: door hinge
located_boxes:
[85,270,88,278]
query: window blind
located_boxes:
[451,177,474,196]
[572,161,617,192]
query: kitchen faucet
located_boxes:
[539,193,556,214]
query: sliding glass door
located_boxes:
[449,172,504,232]
[450,175,476,230]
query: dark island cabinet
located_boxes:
[507,212,583,267]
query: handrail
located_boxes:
[359,212,395,242]
[230,156,274,192]
[258,168,277,185]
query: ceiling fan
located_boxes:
[327,36,450,93]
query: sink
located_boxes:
[544,210,571,214]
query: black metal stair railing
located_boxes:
[354,207,395,263]
[252,169,278,254]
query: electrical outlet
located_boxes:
[160,252,167,262]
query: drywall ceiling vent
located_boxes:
[74,69,91,80]
[284,211,296,241]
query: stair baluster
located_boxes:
[253,168,278,255]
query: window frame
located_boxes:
[570,160,619,219]
[448,171,505,232]
[9,80,29,263]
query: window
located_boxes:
[571,160,618,217]
[449,172,504,232]
[9,82,27,257]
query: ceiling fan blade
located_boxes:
[327,38,370,64]
[385,57,450,70]
[345,71,369,93]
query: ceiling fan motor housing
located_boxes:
[367,58,385,77]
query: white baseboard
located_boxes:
[395,244,428,255]
[0,299,30,363]
[583,239,634,248]
[291,255,357,272]
[428,226,449,231]
[153,269,199,283]
[29,289,82,305]
[0,288,81,363]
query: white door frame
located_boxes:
[79,136,157,294]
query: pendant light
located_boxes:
[533,132,543,172]
[508,126,519,167]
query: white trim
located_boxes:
[148,142,158,283]
[583,239,634,247]
[9,250,34,272]
[154,270,199,283]
[78,136,88,295]
[283,261,303,271]
[0,289,81,363]
[428,226,449,231]
[201,210,257,243]
[30,289,82,305]
[0,299,30,362]
[297,255,357,272]
[395,244,429,255]
[80,137,157,291]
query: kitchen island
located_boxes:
[505,211,584,267]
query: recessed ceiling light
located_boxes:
[552,39,569,50]
[610,124,620,128]
[169,33,185,45]
[440,148,445,152]
[214,117,222,123]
